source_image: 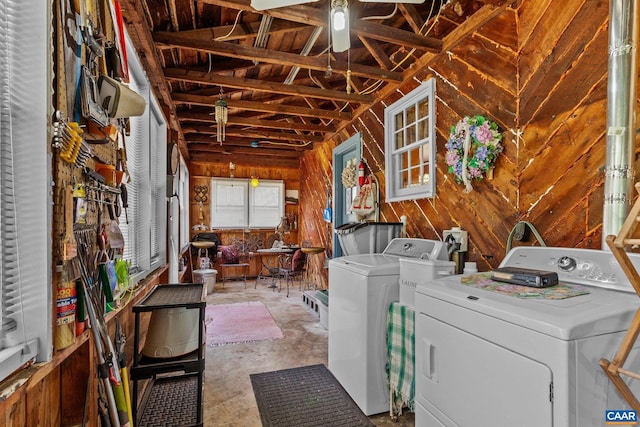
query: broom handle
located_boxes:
[82,281,121,427]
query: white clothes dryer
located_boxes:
[414,246,640,427]
[328,238,449,416]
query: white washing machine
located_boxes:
[328,238,449,416]
[414,246,640,427]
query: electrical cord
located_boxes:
[506,221,547,255]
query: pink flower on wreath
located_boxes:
[445,150,459,166]
[468,167,482,178]
[475,122,494,143]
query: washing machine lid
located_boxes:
[329,253,402,276]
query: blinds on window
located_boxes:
[0,0,52,382]
[118,32,167,281]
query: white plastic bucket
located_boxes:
[142,307,200,358]
[193,268,218,295]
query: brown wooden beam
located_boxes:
[183,124,324,143]
[164,68,373,103]
[190,153,301,168]
[200,0,443,52]
[178,111,334,132]
[153,33,403,82]
[172,93,351,121]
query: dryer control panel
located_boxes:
[383,238,447,261]
[501,246,640,293]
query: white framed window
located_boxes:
[119,33,167,281]
[0,0,52,382]
[249,181,285,228]
[211,178,249,228]
[384,79,436,202]
[210,178,284,229]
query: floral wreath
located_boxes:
[445,115,503,193]
[341,163,357,188]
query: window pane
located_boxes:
[401,150,409,169]
[407,104,416,125]
[395,129,404,150]
[421,142,431,163]
[401,168,408,188]
[410,147,421,167]
[418,117,429,140]
[394,111,404,130]
[418,97,429,118]
[407,124,416,145]
[409,166,421,186]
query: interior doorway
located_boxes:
[332,133,361,258]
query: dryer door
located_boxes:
[416,313,553,427]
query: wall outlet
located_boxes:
[443,228,468,252]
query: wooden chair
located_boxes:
[278,249,307,297]
[219,245,250,288]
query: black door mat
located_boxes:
[250,364,374,427]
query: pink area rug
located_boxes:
[205,301,283,346]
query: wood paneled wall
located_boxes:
[299,0,640,288]
[189,162,302,258]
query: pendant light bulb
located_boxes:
[330,0,350,53]
[333,8,346,31]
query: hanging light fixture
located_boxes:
[250,172,260,188]
[215,88,228,144]
[331,0,350,53]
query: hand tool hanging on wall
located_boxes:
[114,318,134,426]
[120,183,128,224]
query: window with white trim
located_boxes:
[118,34,167,281]
[384,79,436,202]
[210,178,284,229]
[0,0,52,382]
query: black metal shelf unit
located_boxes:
[131,283,206,427]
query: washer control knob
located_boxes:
[558,256,577,271]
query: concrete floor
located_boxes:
[202,279,415,427]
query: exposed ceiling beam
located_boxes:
[172,93,352,120]
[200,0,443,52]
[153,33,403,82]
[190,153,301,168]
[179,111,335,132]
[357,37,393,70]
[182,124,325,143]
[188,143,305,157]
[163,68,373,103]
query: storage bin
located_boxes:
[193,268,218,295]
[335,222,402,255]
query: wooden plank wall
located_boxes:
[299,0,640,288]
[189,162,301,260]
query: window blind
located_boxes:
[0,0,52,382]
[118,32,167,282]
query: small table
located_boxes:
[256,248,294,288]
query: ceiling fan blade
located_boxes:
[359,0,425,3]
[251,0,318,10]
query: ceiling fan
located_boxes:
[250,0,425,52]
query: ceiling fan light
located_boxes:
[332,8,346,31]
[330,1,350,53]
